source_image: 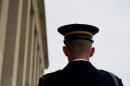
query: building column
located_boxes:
[29,17,35,86]
[12,0,24,86]
[0,0,20,86]
[36,51,40,85]
[31,29,36,86]
[16,0,30,85]
[0,0,48,86]
[0,0,9,84]
[31,29,38,86]
[25,3,33,86]
[22,0,31,86]
[0,0,2,20]
[33,35,38,86]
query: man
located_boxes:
[38,24,123,86]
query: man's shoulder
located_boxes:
[41,70,62,79]
[99,69,121,79]
[99,69,123,86]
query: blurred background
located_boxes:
[44,0,130,86]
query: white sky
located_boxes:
[44,0,130,86]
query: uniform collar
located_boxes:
[63,60,96,71]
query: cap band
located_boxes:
[64,31,93,37]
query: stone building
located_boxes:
[0,0,48,86]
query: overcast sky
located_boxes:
[44,0,130,86]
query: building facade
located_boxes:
[0,0,48,86]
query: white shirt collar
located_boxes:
[73,58,88,61]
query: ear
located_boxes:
[90,47,95,57]
[63,46,68,56]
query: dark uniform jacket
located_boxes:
[38,61,123,86]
